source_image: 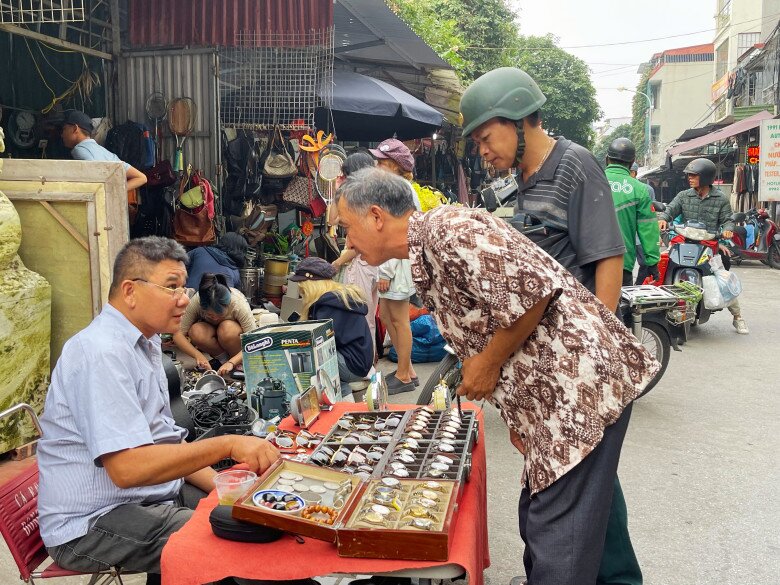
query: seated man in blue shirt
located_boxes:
[59,109,148,191]
[37,236,279,585]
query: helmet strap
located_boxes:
[514,121,526,167]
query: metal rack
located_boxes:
[0,0,84,23]
[220,28,334,131]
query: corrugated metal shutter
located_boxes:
[128,0,333,48]
[116,49,219,179]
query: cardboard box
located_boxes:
[241,320,341,411]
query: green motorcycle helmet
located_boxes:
[460,67,547,137]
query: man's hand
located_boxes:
[722,230,733,239]
[508,428,526,455]
[456,351,500,401]
[194,352,210,370]
[718,243,732,257]
[228,436,280,474]
[658,219,668,231]
[217,361,236,377]
[377,278,390,293]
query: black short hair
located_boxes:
[216,232,248,268]
[606,157,632,169]
[342,152,376,177]
[198,273,231,313]
[109,237,188,298]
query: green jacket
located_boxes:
[658,186,735,234]
[605,164,660,271]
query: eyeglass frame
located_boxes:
[131,278,188,300]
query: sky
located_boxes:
[510,0,715,122]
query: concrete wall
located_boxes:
[648,61,715,167]
[761,0,780,40]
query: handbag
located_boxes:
[173,203,216,246]
[237,203,278,247]
[262,126,297,179]
[145,159,176,188]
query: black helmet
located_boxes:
[607,137,636,163]
[683,158,717,186]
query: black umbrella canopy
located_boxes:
[316,70,443,141]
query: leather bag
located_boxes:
[262,126,297,179]
[173,203,215,246]
[180,184,204,209]
[145,159,176,188]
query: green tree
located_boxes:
[389,0,519,82]
[593,123,633,168]
[389,2,603,147]
[387,0,468,79]
[511,35,602,148]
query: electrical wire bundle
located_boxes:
[186,387,256,435]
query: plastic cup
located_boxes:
[214,470,257,505]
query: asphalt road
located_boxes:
[2,262,778,584]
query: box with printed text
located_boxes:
[241,320,341,417]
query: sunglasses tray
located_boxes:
[306,408,478,484]
[337,478,459,561]
[232,460,461,560]
[232,459,362,542]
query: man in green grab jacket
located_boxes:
[605,138,660,286]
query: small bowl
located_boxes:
[252,489,305,514]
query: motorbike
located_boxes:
[724,208,780,269]
[648,201,722,326]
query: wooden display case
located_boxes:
[337,478,459,561]
[232,459,461,561]
[232,459,362,543]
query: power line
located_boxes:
[459,11,780,51]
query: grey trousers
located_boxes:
[519,405,633,585]
[47,483,207,584]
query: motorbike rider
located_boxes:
[658,158,748,334]
[605,138,661,286]
[460,67,637,585]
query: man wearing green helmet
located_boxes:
[461,67,639,585]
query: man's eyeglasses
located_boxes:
[132,278,187,300]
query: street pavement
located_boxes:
[1,262,778,584]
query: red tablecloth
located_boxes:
[161,403,490,585]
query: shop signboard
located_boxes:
[759,119,780,201]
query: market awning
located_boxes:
[315,70,444,140]
[667,110,774,156]
[333,0,450,70]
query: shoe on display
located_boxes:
[733,317,749,335]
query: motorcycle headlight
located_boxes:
[674,268,702,287]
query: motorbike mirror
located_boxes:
[652,201,666,213]
[732,212,746,223]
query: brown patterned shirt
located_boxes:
[407,206,660,493]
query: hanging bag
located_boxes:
[177,167,205,209]
[173,204,216,245]
[173,172,215,245]
[145,159,176,188]
[262,126,297,179]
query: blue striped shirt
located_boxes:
[37,304,187,547]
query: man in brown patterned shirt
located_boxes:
[336,167,660,585]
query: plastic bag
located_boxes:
[710,255,742,304]
[702,275,725,310]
